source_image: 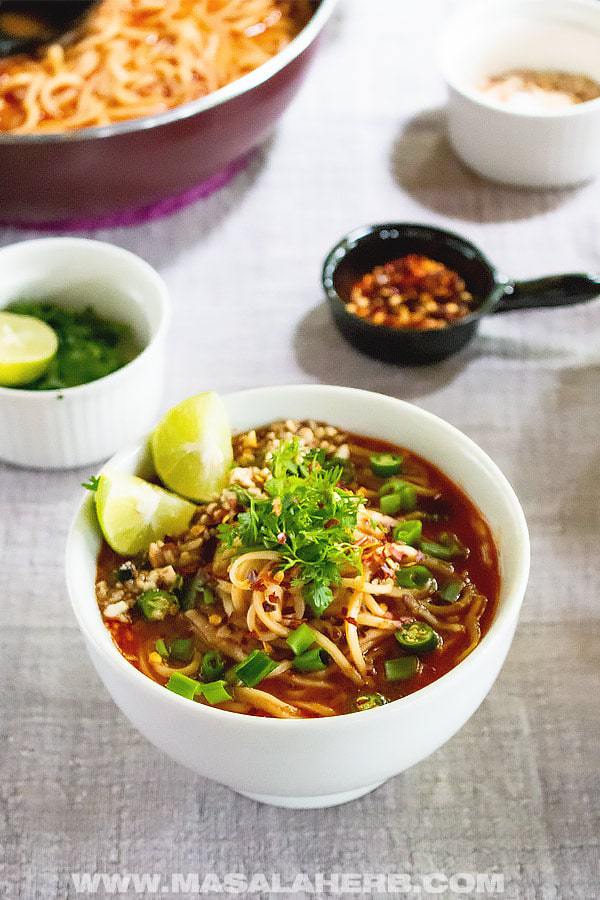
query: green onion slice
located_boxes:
[233,650,278,687]
[286,623,317,656]
[395,565,433,590]
[180,574,204,611]
[165,672,231,705]
[379,481,418,515]
[395,622,439,653]
[438,580,464,603]
[165,672,200,700]
[201,650,225,681]
[370,453,403,478]
[292,647,329,673]
[155,638,170,659]
[170,638,194,663]
[384,656,420,682]
[420,532,468,561]
[393,519,423,546]
[197,680,232,705]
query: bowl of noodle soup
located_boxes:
[66,385,530,808]
[0,0,336,225]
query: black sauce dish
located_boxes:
[322,223,600,365]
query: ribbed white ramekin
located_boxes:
[0,238,170,469]
[440,0,600,188]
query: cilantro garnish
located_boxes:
[82,475,100,492]
[219,440,364,616]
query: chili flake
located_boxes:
[345,254,475,331]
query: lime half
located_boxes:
[151,392,233,502]
[95,472,196,556]
[0,311,58,387]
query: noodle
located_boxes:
[97,417,499,719]
[235,686,302,718]
[345,589,367,675]
[0,0,312,133]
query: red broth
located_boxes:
[96,428,500,718]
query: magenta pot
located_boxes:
[0,0,337,227]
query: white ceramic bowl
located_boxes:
[66,385,530,808]
[0,238,170,469]
[440,0,600,188]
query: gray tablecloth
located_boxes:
[1,2,599,898]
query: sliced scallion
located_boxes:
[393,519,423,546]
[379,481,417,515]
[155,638,170,659]
[201,650,225,681]
[286,623,317,656]
[439,580,464,603]
[165,672,200,700]
[170,638,194,663]
[197,680,232,705]
[292,647,329,672]
[420,532,468,561]
[384,656,420,681]
[233,650,278,687]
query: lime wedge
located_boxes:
[151,392,233,502]
[0,311,58,387]
[95,472,196,556]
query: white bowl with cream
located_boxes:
[440,0,600,188]
[65,385,530,809]
[0,238,170,469]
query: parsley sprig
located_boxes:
[219,440,364,616]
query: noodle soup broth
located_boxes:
[95,420,500,719]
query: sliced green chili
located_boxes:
[370,453,403,478]
[395,565,433,590]
[292,647,329,672]
[137,589,178,622]
[354,693,388,712]
[393,519,423,546]
[395,622,439,653]
[384,656,420,681]
[286,623,317,656]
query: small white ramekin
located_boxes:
[0,238,170,470]
[66,385,530,809]
[440,0,600,188]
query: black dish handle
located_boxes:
[495,273,600,313]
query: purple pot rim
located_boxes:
[0,155,249,232]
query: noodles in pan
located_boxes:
[96,419,500,719]
[0,0,313,133]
